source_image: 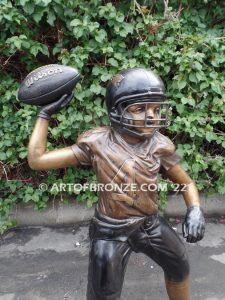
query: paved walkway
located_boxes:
[0,220,225,300]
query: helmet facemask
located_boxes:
[110,99,171,139]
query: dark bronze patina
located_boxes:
[28,68,205,300]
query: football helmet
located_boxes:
[105,68,170,138]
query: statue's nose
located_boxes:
[146,109,155,119]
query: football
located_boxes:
[18,64,80,106]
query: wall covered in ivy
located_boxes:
[0,0,224,232]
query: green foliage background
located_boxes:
[0,0,225,232]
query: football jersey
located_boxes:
[71,126,181,219]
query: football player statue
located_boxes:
[28,68,205,300]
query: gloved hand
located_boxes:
[182,205,205,243]
[37,93,74,120]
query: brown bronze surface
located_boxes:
[28,118,78,170]
[71,126,182,218]
[27,67,204,300]
[28,120,200,218]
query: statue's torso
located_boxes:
[71,126,180,219]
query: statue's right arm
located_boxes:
[28,117,79,170]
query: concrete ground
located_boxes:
[0,220,225,300]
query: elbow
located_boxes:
[28,146,46,170]
[28,160,40,171]
[28,156,43,171]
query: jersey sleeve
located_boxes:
[71,143,92,166]
[160,151,182,172]
[70,131,93,167]
[154,131,182,172]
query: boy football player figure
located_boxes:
[28,68,205,300]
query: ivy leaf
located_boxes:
[200,82,209,90]
[47,10,56,26]
[189,98,195,107]
[108,58,118,67]
[92,65,103,76]
[193,61,202,71]
[84,115,92,123]
[33,8,45,23]
[95,29,107,43]
[180,161,189,171]
[177,81,186,90]
[218,185,225,194]
[211,83,221,94]
[88,22,99,32]
[176,104,184,114]
[20,0,30,5]
[24,3,35,14]
[196,72,204,82]
[70,19,82,27]
[116,12,124,23]
[206,132,215,142]
[0,152,6,160]
[189,73,197,83]
[40,44,49,56]
[35,0,52,6]
[100,73,112,82]
[90,83,102,94]
[119,23,134,37]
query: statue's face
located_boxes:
[125,103,161,136]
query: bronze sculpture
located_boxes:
[28,68,205,300]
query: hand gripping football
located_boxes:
[18,64,80,106]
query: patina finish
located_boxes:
[28,68,205,300]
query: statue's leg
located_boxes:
[129,215,190,300]
[165,276,190,300]
[87,239,132,300]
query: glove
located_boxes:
[37,93,74,120]
[182,205,205,243]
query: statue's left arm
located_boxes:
[164,163,200,208]
[164,163,205,243]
